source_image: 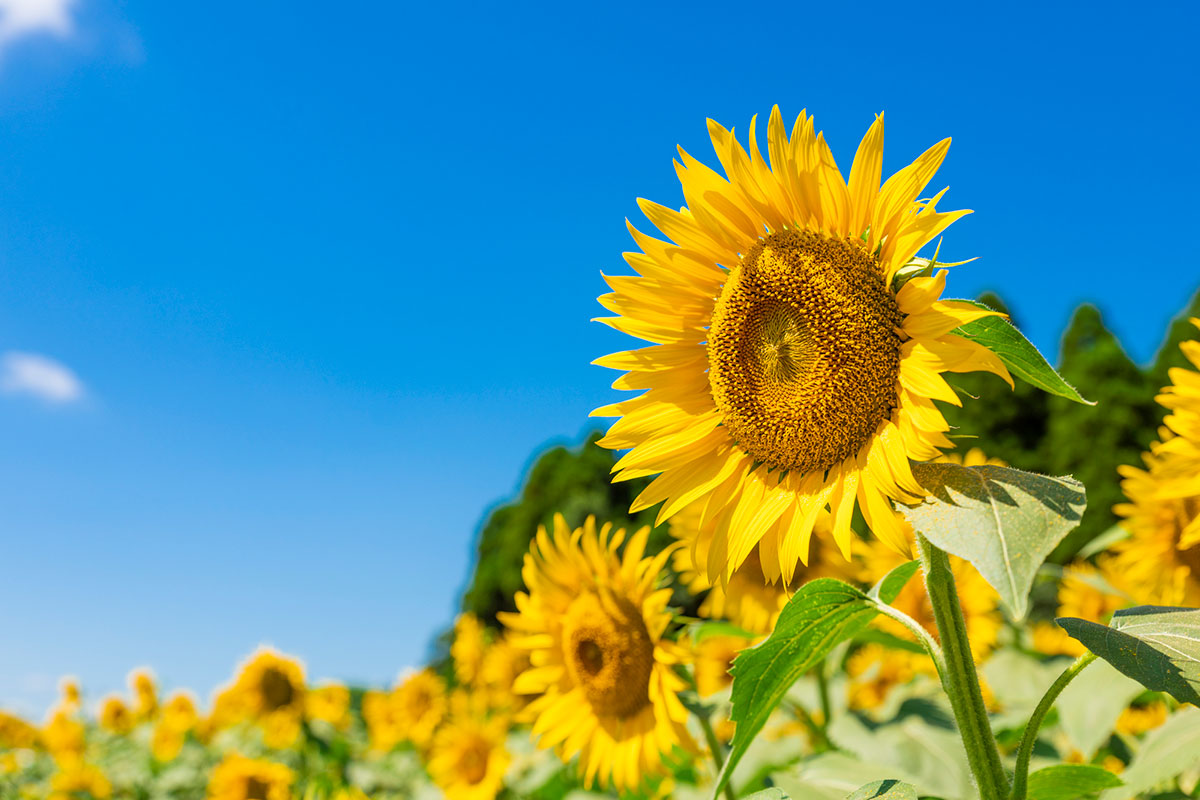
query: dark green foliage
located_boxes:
[459,431,665,626]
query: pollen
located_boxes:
[708,229,903,473]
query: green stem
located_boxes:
[785,700,832,752]
[697,712,737,800]
[1010,653,1097,800]
[917,534,1010,800]
[815,662,833,730]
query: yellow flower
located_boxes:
[363,669,447,751]
[127,668,159,722]
[1151,319,1200,490]
[151,721,185,762]
[233,647,308,721]
[452,613,488,687]
[593,107,1011,584]
[160,690,199,732]
[206,753,293,800]
[50,762,111,800]
[41,708,84,763]
[938,447,1007,467]
[846,644,920,711]
[305,683,351,730]
[427,715,510,800]
[478,633,533,712]
[670,500,852,635]
[499,515,696,793]
[0,711,39,749]
[692,634,754,699]
[1116,701,1169,736]
[260,709,302,749]
[856,530,1002,662]
[98,695,135,735]
[1033,560,1130,657]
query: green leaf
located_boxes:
[739,790,790,800]
[851,627,926,654]
[845,779,917,800]
[1076,522,1130,559]
[1103,706,1200,800]
[869,560,920,604]
[688,619,759,644]
[712,579,879,800]
[1057,606,1200,705]
[951,299,1093,405]
[1025,765,1121,800]
[901,463,1087,618]
[1055,658,1144,758]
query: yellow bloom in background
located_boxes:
[845,644,920,711]
[206,753,293,800]
[361,689,404,753]
[1116,700,1169,736]
[49,762,111,800]
[427,715,510,800]
[671,500,852,635]
[260,709,302,749]
[98,694,135,735]
[151,720,185,762]
[58,677,83,713]
[938,447,1007,467]
[452,613,488,687]
[209,683,251,731]
[500,515,696,793]
[1032,560,1130,657]
[393,669,447,749]
[856,531,1002,662]
[0,710,39,749]
[233,647,308,722]
[128,668,159,722]
[42,708,85,763]
[692,634,754,699]
[478,633,533,712]
[305,683,351,730]
[593,107,1011,584]
[160,690,200,732]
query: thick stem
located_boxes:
[697,713,738,800]
[1010,653,1097,800]
[917,535,1010,800]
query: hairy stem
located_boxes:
[917,534,1010,800]
[1010,652,1097,800]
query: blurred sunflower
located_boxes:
[98,695,135,735]
[206,753,293,800]
[233,647,308,722]
[845,643,920,711]
[452,613,488,687]
[0,710,39,749]
[937,446,1007,467]
[383,669,448,750]
[1116,700,1169,735]
[479,632,533,712]
[151,721,185,762]
[128,668,159,722]
[42,707,84,764]
[305,683,351,730]
[593,107,1010,582]
[427,714,510,800]
[160,690,200,732]
[1032,560,1130,657]
[49,762,111,800]
[499,515,695,793]
[692,634,754,699]
[670,500,852,634]
[1113,322,1200,605]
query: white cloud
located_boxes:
[0,0,75,46]
[1,351,84,403]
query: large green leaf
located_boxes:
[901,463,1087,618]
[952,301,1093,404]
[845,780,917,800]
[1055,658,1144,758]
[1026,765,1121,800]
[1057,606,1200,705]
[711,579,879,800]
[1103,707,1200,800]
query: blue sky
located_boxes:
[0,0,1196,715]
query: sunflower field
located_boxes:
[5,108,1200,800]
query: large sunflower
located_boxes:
[499,515,695,793]
[1113,321,1200,606]
[670,499,851,635]
[594,108,1010,581]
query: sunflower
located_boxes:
[42,708,84,763]
[233,647,307,721]
[49,762,111,800]
[160,690,199,732]
[671,499,852,634]
[1032,560,1130,657]
[305,683,351,730]
[593,108,1011,582]
[938,447,1007,467]
[499,515,695,793]
[98,695,135,735]
[151,721,185,762]
[0,711,39,749]
[1116,700,1169,736]
[1112,323,1200,605]
[363,669,447,751]
[452,613,488,687]
[845,643,920,711]
[479,632,534,712]
[206,753,293,800]
[692,633,754,699]
[427,714,511,800]
[128,668,159,722]
[856,527,1002,662]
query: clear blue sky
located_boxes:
[1,0,1196,716]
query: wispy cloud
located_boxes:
[0,351,84,403]
[0,0,75,49]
